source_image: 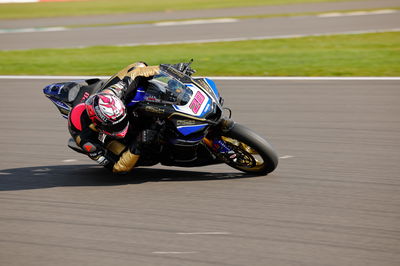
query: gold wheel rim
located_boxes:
[221,136,265,172]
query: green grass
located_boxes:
[0,0,367,19]
[0,32,399,76]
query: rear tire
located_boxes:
[222,123,278,175]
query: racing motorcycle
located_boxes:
[43,62,278,175]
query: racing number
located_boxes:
[189,91,205,114]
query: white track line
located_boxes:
[280,155,294,159]
[209,77,400,81]
[177,232,231,235]
[0,0,71,2]
[0,75,108,80]
[1,76,399,81]
[0,27,67,34]
[154,18,238,26]
[0,18,237,34]
[62,159,78,163]
[0,0,37,3]
[318,9,397,18]
[152,251,198,254]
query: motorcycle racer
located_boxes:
[44,61,278,176]
[68,62,161,174]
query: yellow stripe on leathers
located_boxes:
[106,140,126,156]
[113,150,140,173]
[75,135,82,145]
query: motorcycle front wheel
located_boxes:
[220,123,278,175]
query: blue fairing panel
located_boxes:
[127,88,146,107]
[177,124,208,136]
[45,96,71,119]
[199,98,212,118]
[49,97,70,111]
[205,78,219,99]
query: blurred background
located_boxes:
[0,0,399,76]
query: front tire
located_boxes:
[221,123,278,175]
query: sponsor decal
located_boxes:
[80,92,90,103]
[195,79,213,94]
[83,143,94,152]
[145,106,165,114]
[145,96,160,103]
[169,67,186,78]
[176,120,196,126]
[94,106,108,122]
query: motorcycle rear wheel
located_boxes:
[221,123,278,175]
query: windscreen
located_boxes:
[145,72,193,105]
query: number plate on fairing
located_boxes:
[172,84,211,118]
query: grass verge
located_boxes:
[0,32,398,76]
[0,0,367,20]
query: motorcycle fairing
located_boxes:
[43,82,80,103]
[43,78,105,119]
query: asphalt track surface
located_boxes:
[1,78,400,266]
[1,0,398,29]
[0,5,399,50]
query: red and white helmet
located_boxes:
[85,93,129,138]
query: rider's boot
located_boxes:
[112,150,140,174]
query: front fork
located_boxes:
[203,118,237,161]
[203,117,233,147]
